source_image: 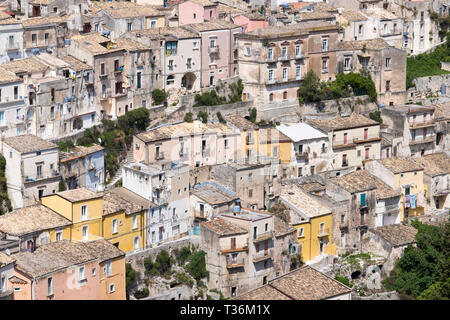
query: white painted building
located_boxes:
[122,162,190,246]
[277,123,332,177]
[1,134,60,209]
[0,17,24,63]
[0,68,26,139]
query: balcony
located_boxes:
[246,137,254,145]
[24,170,60,183]
[353,136,382,144]
[225,256,245,268]
[318,227,329,237]
[6,45,20,52]
[208,45,219,54]
[112,88,128,98]
[279,54,290,61]
[409,135,435,146]
[339,221,348,229]
[220,246,248,254]
[155,152,165,160]
[409,120,435,129]
[253,231,273,243]
[342,161,349,167]
[384,204,400,213]
[253,249,273,263]
[266,56,276,62]
[359,218,369,227]
[295,151,308,159]
[267,78,277,84]
[135,60,145,67]
[202,148,210,157]
[295,53,305,59]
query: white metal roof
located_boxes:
[276,123,327,142]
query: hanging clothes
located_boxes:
[410,194,416,209]
[405,195,411,208]
[417,190,425,207]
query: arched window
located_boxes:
[269,93,274,102]
[166,75,175,85]
[283,91,288,100]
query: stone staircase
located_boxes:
[106,148,134,190]
[305,254,336,276]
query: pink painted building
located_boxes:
[11,240,125,300]
[233,13,269,33]
[178,0,219,26]
[184,19,242,87]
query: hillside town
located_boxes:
[0,0,449,301]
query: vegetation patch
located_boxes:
[0,155,12,215]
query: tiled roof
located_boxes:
[434,102,450,120]
[338,38,390,51]
[71,33,124,55]
[0,252,14,267]
[288,2,309,11]
[379,157,424,174]
[412,153,450,177]
[55,187,102,203]
[60,144,104,162]
[299,182,326,193]
[0,11,12,20]
[0,67,21,84]
[273,215,296,237]
[243,21,337,37]
[129,26,200,40]
[225,115,259,131]
[330,170,375,194]
[136,121,231,142]
[0,205,71,236]
[191,181,238,205]
[201,218,247,236]
[114,37,151,51]
[8,276,27,284]
[189,0,217,6]
[0,17,21,25]
[2,134,57,154]
[103,6,163,19]
[363,8,399,20]
[13,239,124,278]
[1,57,49,74]
[236,266,351,300]
[369,224,417,247]
[21,16,67,27]
[384,104,435,114]
[339,10,368,21]
[222,207,273,222]
[280,187,331,219]
[307,113,379,132]
[186,19,240,32]
[297,10,335,21]
[58,55,93,71]
[103,187,148,216]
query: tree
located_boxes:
[58,180,66,192]
[152,89,166,105]
[298,70,324,104]
[186,251,209,281]
[246,108,257,123]
[184,112,193,123]
[197,111,208,123]
[126,263,137,291]
[369,111,383,123]
[0,155,12,216]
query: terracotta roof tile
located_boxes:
[2,134,57,154]
[201,218,247,236]
[412,153,450,177]
[55,187,102,203]
[369,224,417,247]
[308,113,379,132]
[379,157,424,174]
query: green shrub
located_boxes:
[134,287,149,299]
[58,180,67,192]
[184,112,193,123]
[369,110,383,124]
[216,112,226,124]
[247,108,257,123]
[152,89,166,105]
[57,140,75,152]
[126,263,137,291]
[0,155,12,216]
[174,272,194,287]
[174,246,192,266]
[197,111,208,123]
[290,253,304,271]
[334,274,353,288]
[186,251,209,281]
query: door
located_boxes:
[231,237,236,250]
[319,241,324,256]
[364,128,368,140]
[264,240,268,256]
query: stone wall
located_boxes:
[409,74,450,100]
[441,61,450,72]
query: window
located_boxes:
[137,72,141,89]
[283,91,287,100]
[296,65,301,79]
[14,86,18,100]
[322,38,328,51]
[92,268,96,277]
[55,231,63,241]
[210,38,216,48]
[193,13,196,19]
[47,277,53,296]
[295,45,301,57]
[298,227,304,237]
[322,59,328,72]
[101,63,106,75]
[9,35,14,48]
[166,75,175,85]
[134,236,139,250]
[1,275,5,292]
[268,69,274,82]
[224,139,229,149]
[0,112,4,125]
[36,164,42,179]
[269,93,274,101]
[45,33,49,45]
[268,47,273,60]
[127,22,132,31]
[32,34,37,46]
[248,173,253,182]
[132,214,138,229]
[358,24,364,35]
[282,67,288,81]
[231,287,237,297]
[81,205,88,221]
[281,46,287,58]
[298,167,302,177]
[386,80,390,92]
[112,218,118,234]
[95,23,99,31]
[248,189,253,198]
[78,266,85,281]
[106,261,112,276]
[385,58,391,70]
[193,41,198,49]
[168,60,174,71]
[150,20,156,28]
[82,225,88,241]
[273,146,279,157]
[344,132,348,144]
[109,283,115,293]
[186,58,192,70]
[344,57,351,70]
[246,47,250,56]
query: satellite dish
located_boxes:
[98,137,102,144]
[5,248,11,256]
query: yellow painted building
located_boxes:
[365,158,426,222]
[280,187,336,262]
[258,128,293,165]
[102,187,148,253]
[42,188,104,242]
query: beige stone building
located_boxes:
[235,21,340,110]
[308,113,381,172]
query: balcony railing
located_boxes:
[208,46,219,54]
[295,151,308,159]
[409,120,435,128]
[318,227,330,237]
[225,256,245,268]
[220,246,248,254]
[253,231,273,242]
[409,135,435,145]
[278,54,290,61]
[253,249,273,262]
[155,152,165,160]
[24,170,60,183]
[266,56,276,62]
[295,53,305,59]
[246,137,254,145]
[384,204,400,213]
[342,161,349,167]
